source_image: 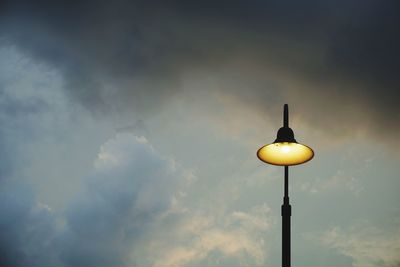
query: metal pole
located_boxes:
[284,104,288,127]
[282,104,291,267]
[282,166,291,267]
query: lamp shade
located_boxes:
[257,141,314,166]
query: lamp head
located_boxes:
[257,104,314,166]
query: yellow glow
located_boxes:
[257,142,314,166]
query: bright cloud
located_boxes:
[310,225,400,267]
[151,204,275,267]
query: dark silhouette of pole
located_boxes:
[284,104,288,128]
[282,104,291,267]
[282,166,291,267]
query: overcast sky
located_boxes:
[1,1,400,267]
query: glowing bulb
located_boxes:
[281,145,291,153]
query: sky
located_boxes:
[0,1,399,267]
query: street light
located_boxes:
[257,104,314,267]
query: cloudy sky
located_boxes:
[1,1,399,266]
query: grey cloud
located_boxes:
[0,55,185,265]
[58,134,182,267]
[0,133,185,267]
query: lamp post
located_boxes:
[257,104,314,267]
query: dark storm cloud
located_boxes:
[1,0,399,139]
